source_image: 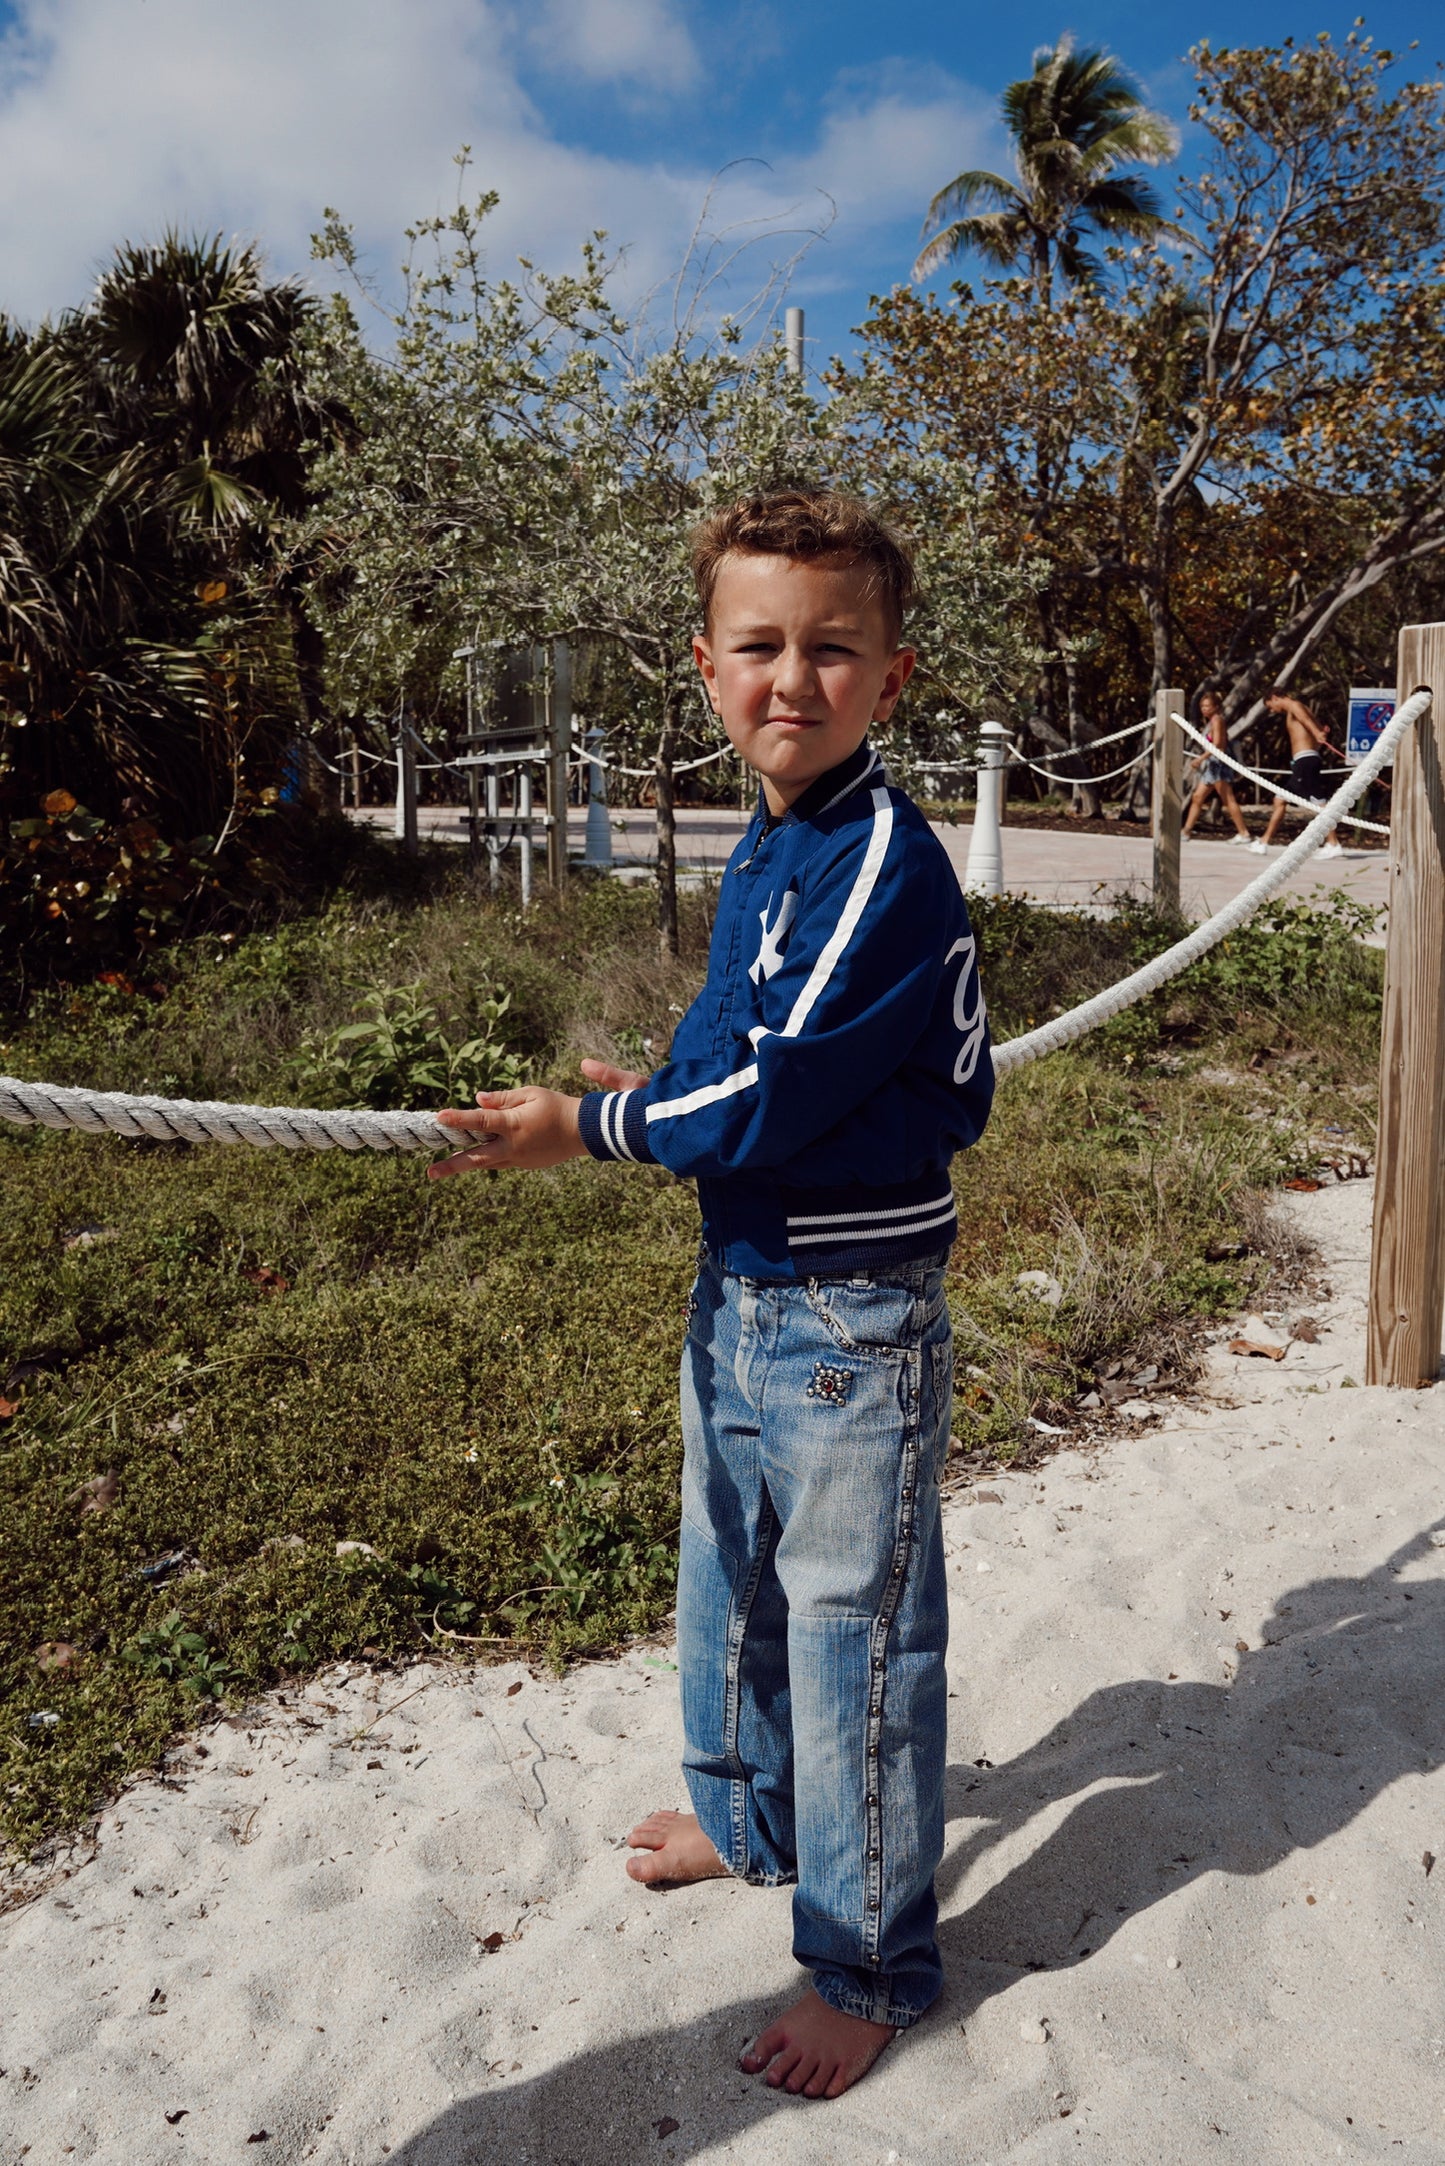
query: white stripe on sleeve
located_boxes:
[645,1062,760,1125]
[777,789,893,1041]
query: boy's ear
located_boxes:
[693,633,721,713]
[872,646,916,723]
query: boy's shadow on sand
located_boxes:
[391,1520,1445,2165]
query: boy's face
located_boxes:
[693,552,914,814]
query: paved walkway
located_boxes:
[351,805,1389,924]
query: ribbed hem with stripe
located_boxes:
[578,1088,657,1165]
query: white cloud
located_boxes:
[0,0,990,340]
[526,0,700,93]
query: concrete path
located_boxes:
[351,805,1389,925]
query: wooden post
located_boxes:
[545,640,570,891]
[1151,685,1183,916]
[1367,625,1445,1388]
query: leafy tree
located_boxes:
[914,34,1177,298]
[305,178,1037,950]
[858,31,1445,772]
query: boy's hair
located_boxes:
[690,488,916,645]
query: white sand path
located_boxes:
[3,1177,1444,2165]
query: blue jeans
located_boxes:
[678,1249,953,2029]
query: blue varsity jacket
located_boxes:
[577,740,994,1277]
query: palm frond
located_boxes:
[913,212,1031,282]
[1076,173,1173,236]
[920,170,1023,234]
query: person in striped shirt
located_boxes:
[432,489,994,2099]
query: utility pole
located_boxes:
[785,307,804,378]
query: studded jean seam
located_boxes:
[861,1338,923,1969]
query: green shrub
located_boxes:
[294,982,527,1108]
[122,1613,237,1699]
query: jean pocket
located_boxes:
[804,1278,920,1359]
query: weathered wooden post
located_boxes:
[546,639,571,891]
[453,644,482,870]
[1151,685,1183,915]
[1367,626,1445,1387]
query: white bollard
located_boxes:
[963,721,1008,896]
[392,724,418,854]
[584,727,613,868]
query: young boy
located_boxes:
[430,489,994,2101]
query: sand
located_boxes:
[4,1174,1444,2165]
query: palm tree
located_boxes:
[90,234,344,529]
[90,234,352,741]
[914,35,1177,301]
[0,238,348,830]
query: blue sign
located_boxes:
[1346,687,1395,765]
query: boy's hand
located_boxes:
[428,1089,588,1178]
[579,1058,649,1092]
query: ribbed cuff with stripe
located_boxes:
[577,1088,657,1165]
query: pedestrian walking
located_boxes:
[1182,690,1253,844]
[1255,689,1343,855]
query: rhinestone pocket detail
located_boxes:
[807,1360,855,1407]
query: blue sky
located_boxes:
[0,1,1435,366]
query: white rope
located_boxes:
[991,688,1424,1075]
[572,739,735,780]
[1005,741,1152,788]
[1173,712,1389,834]
[1017,714,1153,761]
[0,1082,477,1154]
[0,691,1424,1148]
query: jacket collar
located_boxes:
[757,740,883,828]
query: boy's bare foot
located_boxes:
[741,1988,895,2099]
[625,1809,730,1887]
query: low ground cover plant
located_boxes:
[0,864,1381,1852]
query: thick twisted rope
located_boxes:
[1173,711,1389,834]
[0,691,1424,1146]
[0,1084,475,1153]
[991,687,1423,1075]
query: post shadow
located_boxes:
[388,1522,1445,2164]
